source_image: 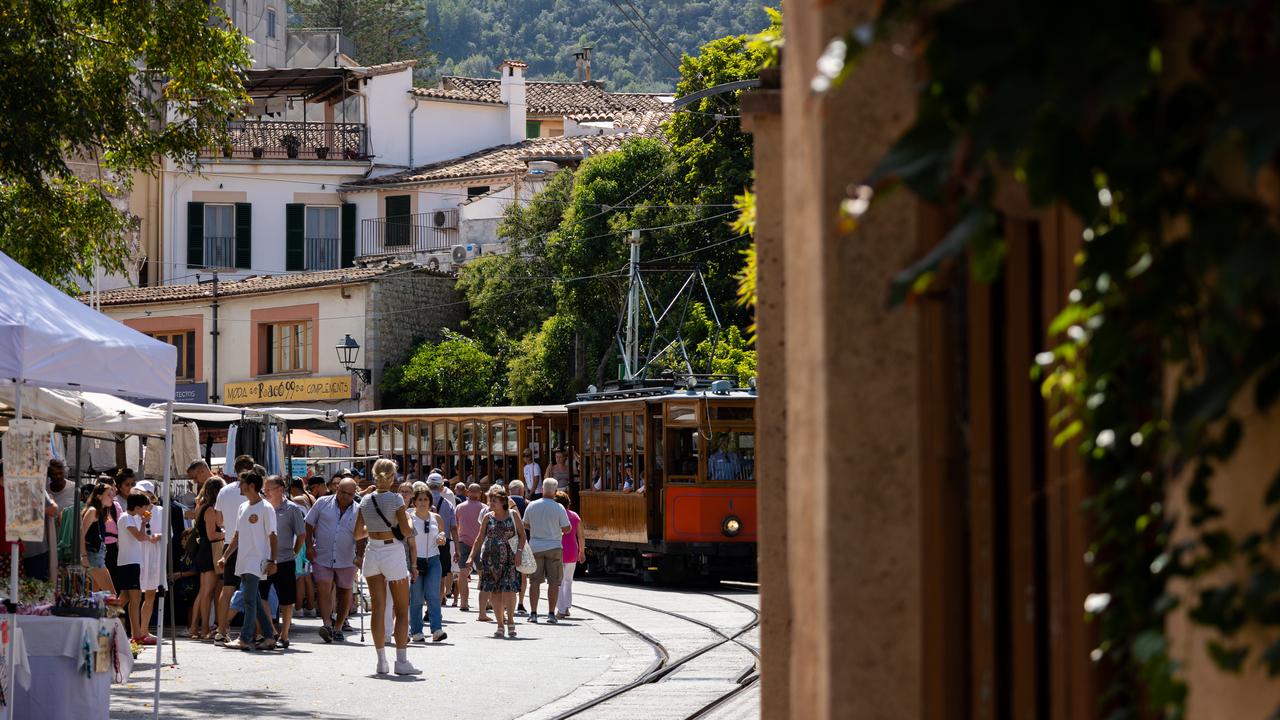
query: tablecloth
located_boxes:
[0,619,32,710]
[10,616,131,720]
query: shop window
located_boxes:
[262,320,312,374]
[148,330,197,381]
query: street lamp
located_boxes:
[336,334,371,385]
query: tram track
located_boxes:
[545,589,760,720]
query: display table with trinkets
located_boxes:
[9,614,132,720]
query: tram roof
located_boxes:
[567,388,756,408]
[346,404,567,420]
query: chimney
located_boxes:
[582,46,592,83]
[498,60,528,143]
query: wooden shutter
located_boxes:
[285,203,305,271]
[186,202,204,268]
[385,194,411,247]
[341,203,357,268]
[234,202,252,269]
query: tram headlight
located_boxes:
[722,515,742,537]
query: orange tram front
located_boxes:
[569,384,757,582]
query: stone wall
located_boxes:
[364,268,465,409]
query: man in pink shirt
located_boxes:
[453,483,485,612]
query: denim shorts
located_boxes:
[87,546,107,569]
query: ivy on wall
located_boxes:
[817,1,1280,717]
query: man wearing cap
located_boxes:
[427,472,459,604]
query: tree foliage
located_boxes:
[421,0,767,92]
[291,0,433,77]
[446,22,771,404]
[380,330,497,408]
[0,0,250,290]
[834,1,1280,716]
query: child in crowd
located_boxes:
[120,492,159,644]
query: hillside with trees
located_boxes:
[420,0,769,91]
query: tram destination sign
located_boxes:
[224,375,352,405]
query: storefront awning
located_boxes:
[287,428,347,449]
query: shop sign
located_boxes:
[223,376,352,405]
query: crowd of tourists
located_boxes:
[0,447,586,676]
[179,452,584,675]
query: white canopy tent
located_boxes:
[0,385,169,438]
[0,250,176,719]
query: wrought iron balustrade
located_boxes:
[359,214,458,258]
[305,235,340,271]
[207,121,369,161]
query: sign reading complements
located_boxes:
[223,376,352,405]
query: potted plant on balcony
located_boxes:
[315,146,330,160]
[280,134,301,159]
[344,148,360,160]
[222,142,234,158]
[251,146,264,159]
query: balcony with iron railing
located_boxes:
[206,121,369,161]
[306,235,341,271]
[359,214,459,258]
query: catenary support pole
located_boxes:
[72,431,82,567]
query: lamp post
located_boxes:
[335,333,371,385]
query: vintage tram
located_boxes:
[569,383,757,580]
[346,382,756,581]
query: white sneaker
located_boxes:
[394,660,422,675]
[376,657,390,675]
[410,633,425,643]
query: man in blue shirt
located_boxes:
[305,478,361,642]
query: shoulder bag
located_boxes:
[508,511,536,574]
[367,494,406,541]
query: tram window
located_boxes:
[635,414,644,451]
[506,423,518,454]
[581,419,591,451]
[354,423,368,455]
[592,416,601,450]
[433,422,446,453]
[613,414,623,452]
[462,423,475,453]
[711,406,755,422]
[667,404,697,424]
[708,431,755,481]
[601,416,611,455]
[624,415,634,453]
[668,429,699,478]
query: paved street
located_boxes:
[110,578,760,720]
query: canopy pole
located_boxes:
[151,401,174,719]
[72,431,83,566]
[7,380,23,720]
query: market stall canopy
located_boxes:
[286,428,347,449]
[0,386,167,437]
[0,251,176,400]
[163,402,343,429]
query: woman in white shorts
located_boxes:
[353,458,420,676]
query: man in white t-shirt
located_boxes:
[213,455,256,644]
[522,478,571,624]
[217,468,277,651]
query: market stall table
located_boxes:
[11,615,132,720]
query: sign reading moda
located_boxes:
[224,376,352,405]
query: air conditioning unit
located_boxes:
[451,243,483,265]
[431,208,460,230]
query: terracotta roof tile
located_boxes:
[92,262,443,307]
[357,60,418,78]
[413,77,673,117]
[345,117,667,187]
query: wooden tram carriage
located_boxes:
[346,405,571,485]
[569,385,757,580]
[346,384,757,581]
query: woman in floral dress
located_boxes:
[465,485,525,638]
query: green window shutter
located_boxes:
[186,202,204,268]
[285,203,305,271]
[341,203,357,268]
[385,194,411,247]
[234,203,252,269]
[526,120,541,138]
